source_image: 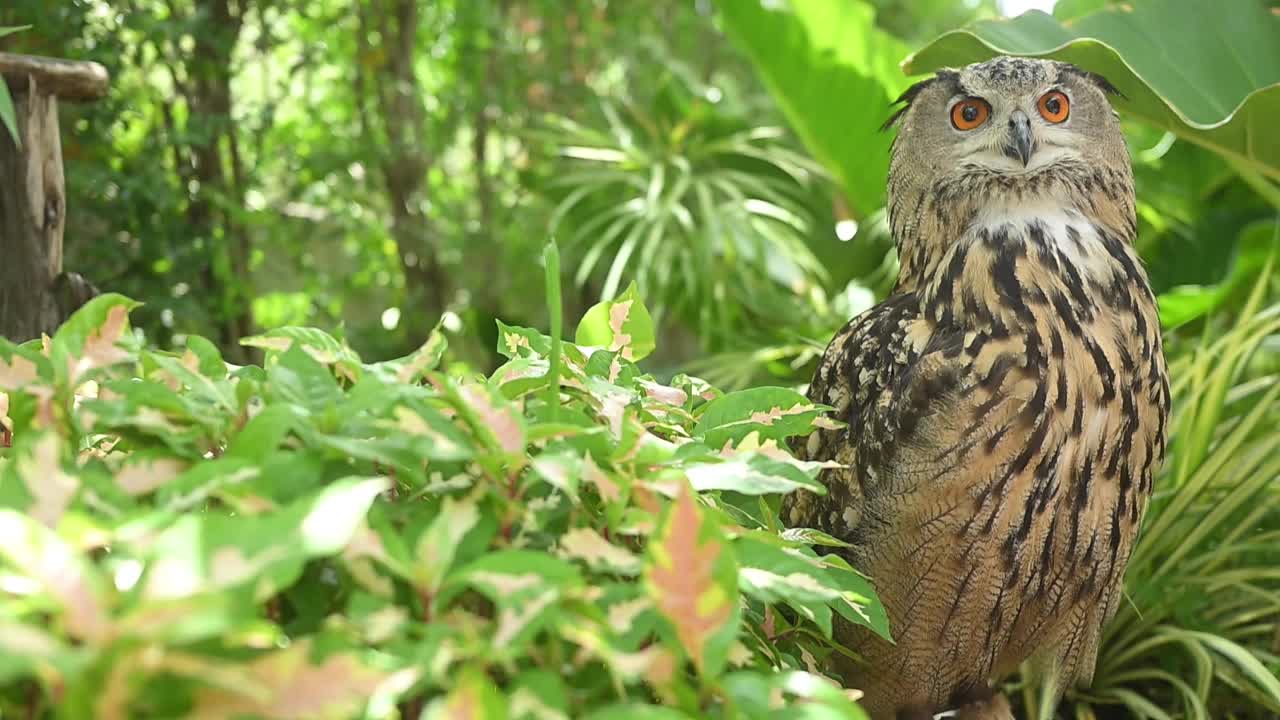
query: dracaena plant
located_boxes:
[533,65,833,350]
[0,243,886,719]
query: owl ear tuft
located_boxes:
[1082,70,1124,99]
[1060,64,1124,100]
[881,70,960,132]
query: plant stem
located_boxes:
[543,240,564,422]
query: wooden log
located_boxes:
[0,52,109,102]
[0,54,106,342]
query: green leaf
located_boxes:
[243,326,363,380]
[187,639,396,720]
[0,432,80,524]
[450,550,583,597]
[904,2,1280,179]
[140,477,388,601]
[365,325,447,383]
[49,293,141,385]
[224,404,298,461]
[735,538,839,637]
[575,282,656,362]
[1157,220,1278,328]
[722,670,870,719]
[425,668,508,720]
[819,554,892,641]
[496,320,554,359]
[446,380,527,456]
[511,670,569,720]
[266,344,343,414]
[530,449,583,501]
[559,527,641,576]
[584,705,692,720]
[694,387,826,448]
[415,494,482,593]
[686,453,826,496]
[1177,630,1280,703]
[780,527,853,548]
[0,76,17,149]
[715,0,916,217]
[0,622,79,684]
[444,550,583,654]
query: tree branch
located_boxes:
[0,52,108,101]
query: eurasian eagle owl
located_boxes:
[784,56,1169,720]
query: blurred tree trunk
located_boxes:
[471,1,506,242]
[357,0,447,344]
[147,0,252,361]
[0,80,67,341]
[187,0,253,361]
[0,56,106,341]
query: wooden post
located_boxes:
[0,52,109,342]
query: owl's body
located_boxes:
[783,57,1169,719]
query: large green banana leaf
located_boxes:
[715,0,918,219]
[905,0,1280,184]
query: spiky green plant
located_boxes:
[534,68,832,349]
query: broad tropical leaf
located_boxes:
[904,1,1280,180]
[715,0,918,217]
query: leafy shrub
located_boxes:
[0,251,885,718]
[535,67,839,349]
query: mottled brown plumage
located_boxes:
[783,57,1169,719]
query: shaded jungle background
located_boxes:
[4,0,1267,383]
[2,0,1274,378]
[1,0,1278,716]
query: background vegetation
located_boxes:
[0,0,1276,718]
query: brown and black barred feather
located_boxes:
[783,57,1169,720]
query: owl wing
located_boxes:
[784,292,967,542]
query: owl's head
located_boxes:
[885,56,1126,177]
[884,56,1135,288]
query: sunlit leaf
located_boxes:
[141,477,387,601]
[575,282,657,362]
[694,387,827,448]
[559,527,641,576]
[686,453,826,496]
[645,481,740,675]
[716,0,916,216]
[51,295,140,385]
[243,327,363,381]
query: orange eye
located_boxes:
[1038,90,1070,123]
[950,98,990,130]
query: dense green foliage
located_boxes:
[0,284,890,719]
[1,0,1278,718]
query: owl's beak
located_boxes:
[1004,110,1035,167]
